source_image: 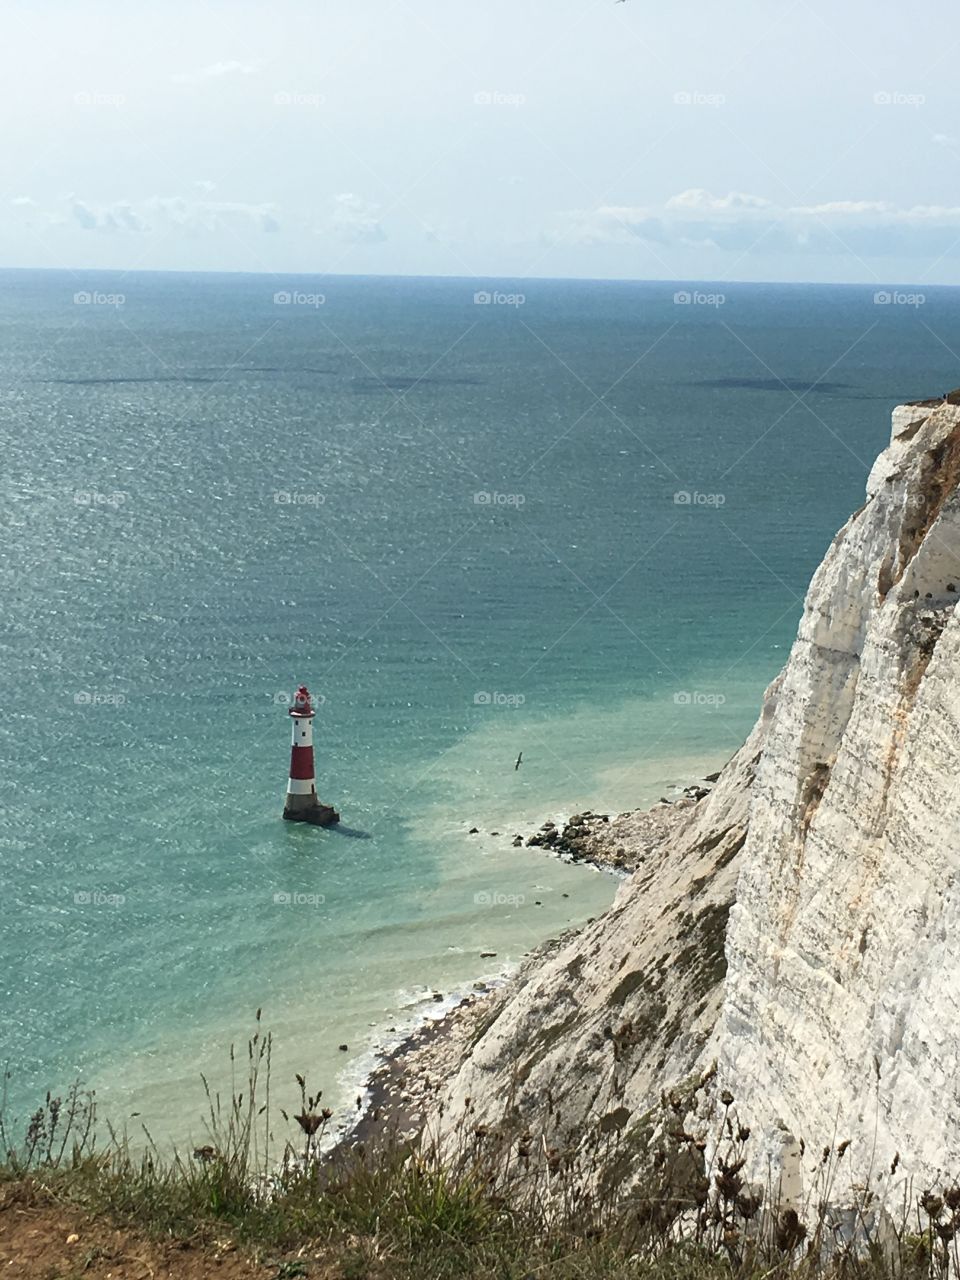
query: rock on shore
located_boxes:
[524,801,701,873]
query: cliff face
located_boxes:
[717,398,960,1193]
[441,398,960,1196]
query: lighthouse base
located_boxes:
[283,795,340,826]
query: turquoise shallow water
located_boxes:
[2,270,959,1145]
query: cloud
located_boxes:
[59,195,278,234]
[70,198,146,232]
[148,197,280,233]
[933,132,959,149]
[664,188,774,214]
[330,192,386,244]
[548,189,960,259]
[173,60,260,85]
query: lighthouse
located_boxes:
[282,685,340,826]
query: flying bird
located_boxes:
[515,751,523,771]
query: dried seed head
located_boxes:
[775,1208,807,1254]
[295,1112,322,1136]
[921,1192,944,1220]
[736,1190,763,1220]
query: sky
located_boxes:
[2,0,960,284]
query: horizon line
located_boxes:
[0,264,955,292]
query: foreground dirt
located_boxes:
[0,1181,276,1279]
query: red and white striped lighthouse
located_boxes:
[282,685,340,826]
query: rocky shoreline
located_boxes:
[520,794,705,873]
[464,771,721,874]
[337,773,723,1153]
[335,990,503,1153]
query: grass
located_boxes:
[2,1017,959,1280]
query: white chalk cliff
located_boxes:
[718,396,960,1195]
[441,397,960,1199]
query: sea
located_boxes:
[2,269,957,1148]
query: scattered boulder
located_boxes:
[683,785,711,802]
